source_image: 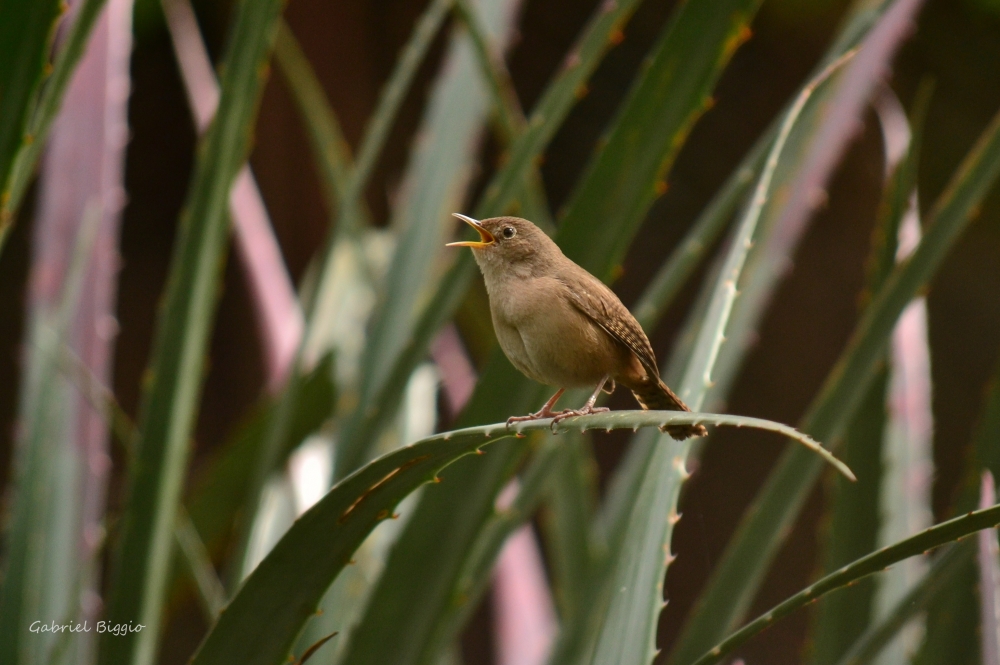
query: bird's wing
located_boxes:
[557,268,660,379]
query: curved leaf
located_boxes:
[690,503,1000,665]
[190,410,843,665]
[835,544,972,665]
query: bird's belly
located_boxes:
[495,300,618,389]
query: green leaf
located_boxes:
[450,0,554,229]
[631,131,768,332]
[334,0,452,240]
[0,0,109,245]
[542,433,602,623]
[472,0,643,219]
[174,507,227,619]
[668,90,1000,665]
[689,504,1000,665]
[451,0,526,142]
[173,354,335,593]
[242,2,456,555]
[341,0,523,476]
[555,0,760,283]
[696,0,902,417]
[273,21,366,225]
[438,434,564,642]
[0,0,63,246]
[188,411,841,665]
[0,207,101,665]
[808,371,888,664]
[914,351,1000,665]
[913,556,979,665]
[808,83,932,665]
[835,544,973,665]
[96,0,288,661]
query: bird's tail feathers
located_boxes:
[627,377,707,441]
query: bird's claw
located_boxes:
[506,408,573,430]
[549,405,610,431]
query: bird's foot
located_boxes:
[506,407,573,429]
[549,405,610,430]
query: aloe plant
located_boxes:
[1,1,1000,665]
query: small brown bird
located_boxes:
[447,213,706,440]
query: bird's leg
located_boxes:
[506,388,568,427]
[550,376,612,429]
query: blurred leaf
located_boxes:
[868,91,935,665]
[174,507,227,619]
[835,543,972,665]
[451,0,526,142]
[872,274,934,661]
[440,435,563,640]
[295,633,340,665]
[0,0,63,247]
[291,363,440,664]
[555,0,760,283]
[698,0,906,416]
[669,87,1000,665]
[0,207,100,665]
[96,0,288,660]
[190,411,821,665]
[542,433,602,623]
[180,353,335,570]
[334,250,476,472]
[913,556,979,665]
[450,0,553,229]
[238,0,455,569]
[0,0,110,243]
[341,0,524,476]
[631,132,768,331]
[914,352,1000,665]
[471,0,643,219]
[690,502,1000,665]
[335,0,451,240]
[273,21,369,227]
[161,0,303,389]
[974,356,1000,486]
[809,372,888,665]
[811,368,888,664]
[809,83,931,665]
[978,472,1000,665]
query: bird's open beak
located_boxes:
[447,213,495,248]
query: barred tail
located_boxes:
[627,377,707,440]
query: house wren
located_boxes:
[448,214,706,440]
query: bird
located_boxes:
[447,213,706,440]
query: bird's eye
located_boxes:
[502,227,516,239]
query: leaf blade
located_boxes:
[690,505,1000,665]
[188,410,847,665]
[96,0,289,660]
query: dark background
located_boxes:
[1,0,999,662]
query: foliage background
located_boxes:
[0,0,998,664]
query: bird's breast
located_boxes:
[488,276,623,388]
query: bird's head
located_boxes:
[447,214,554,277]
